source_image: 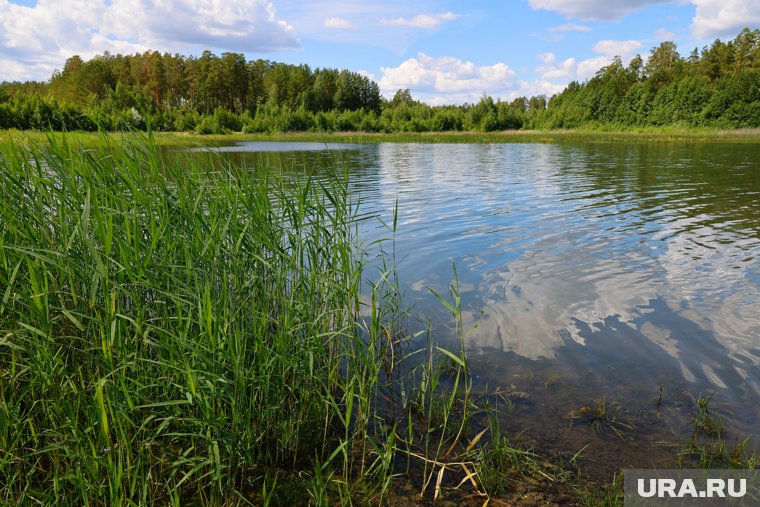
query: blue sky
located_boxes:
[1,0,757,103]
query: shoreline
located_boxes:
[2,127,760,148]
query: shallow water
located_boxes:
[199,140,760,463]
[190,141,363,152]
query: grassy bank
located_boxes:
[2,127,760,150]
[223,127,760,144]
[0,132,368,504]
[0,132,381,503]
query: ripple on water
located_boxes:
[196,141,760,436]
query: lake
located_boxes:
[199,140,760,471]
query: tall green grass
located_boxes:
[0,131,385,504]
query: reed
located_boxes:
[0,130,386,504]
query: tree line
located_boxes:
[535,28,759,129]
[1,28,757,133]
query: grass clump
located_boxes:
[0,131,397,504]
[576,473,624,507]
[680,393,759,470]
[475,418,543,497]
[569,396,634,438]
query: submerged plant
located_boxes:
[692,393,724,437]
[680,392,759,469]
[569,396,634,438]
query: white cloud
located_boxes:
[380,11,459,29]
[571,39,642,80]
[548,23,592,32]
[529,0,755,40]
[427,96,452,106]
[356,69,376,81]
[1,0,107,59]
[575,56,614,80]
[0,0,298,82]
[376,53,515,103]
[654,27,676,41]
[536,39,643,83]
[103,0,298,51]
[515,79,568,98]
[592,39,643,57]
[690,0,760,38]
[324,17,357,29]
[0,58,62,81]
[272,2,458,52]
[537,52,577,80]
[528,0,672,20]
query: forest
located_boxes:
[1,28,758,133]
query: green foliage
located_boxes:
[680,393,760,469]
[535,27,760,129]
[0,133,376,503]
[1,28,758,134]
[578,474,624,507]
[0,95,98,131]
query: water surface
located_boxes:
[190,141,363,152]
[201,141,760,454]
